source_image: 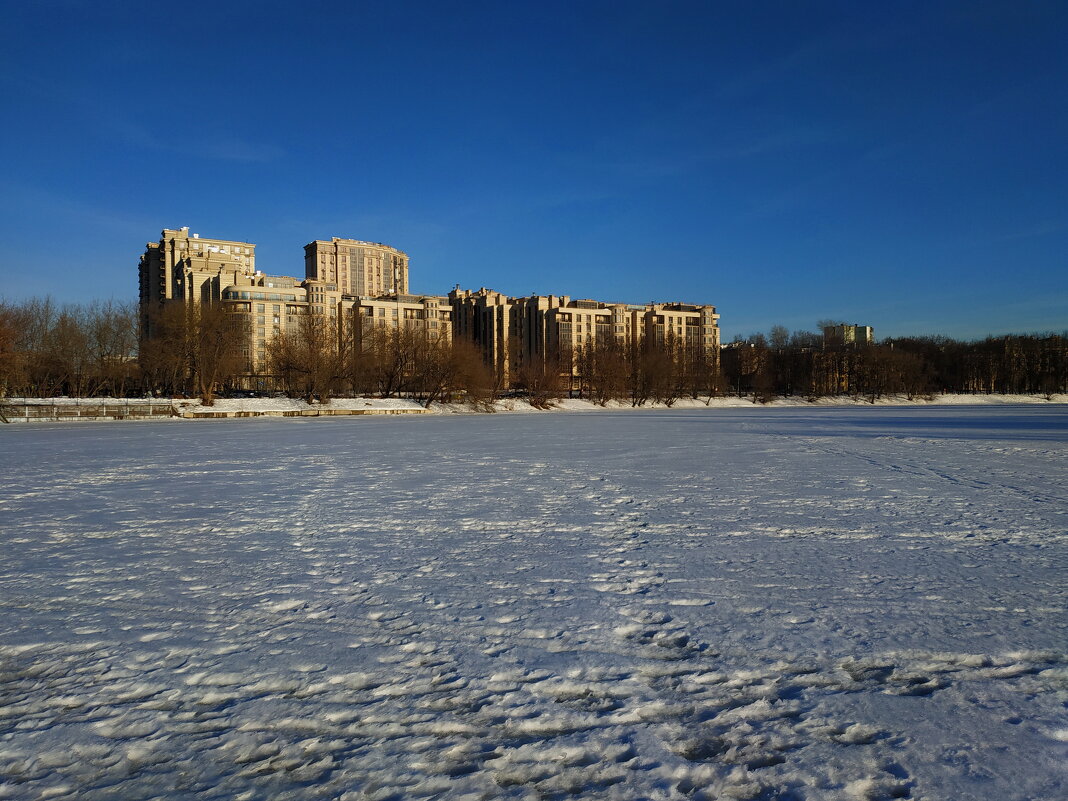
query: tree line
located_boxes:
[518,335,721,408]
[720,325,1068,403]
[1,297,1064,405]
[0,298,140,398]
[266,313,494,408]
[0,298,496,407]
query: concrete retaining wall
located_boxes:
[0,401,431,423]
[0,400,177,423]
[178,407,430,419]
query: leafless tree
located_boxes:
[516,351,566,409]
[139,302,193,396]
[268,310,346,404]
[87,300,138,396]
[579,338,629,406]
[0,302,26,397]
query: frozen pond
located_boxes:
[1,406,1066,800]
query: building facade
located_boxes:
[304,238,409,297]
[138,227,258,336]
[449,287,720,387]
[140,228,446,384]
[823,324,874,347]
[140,227,718,389]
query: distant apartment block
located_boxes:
[450,287,720,385]
[823,323,874,347]
[139,227,719,387]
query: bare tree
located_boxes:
[139,302,194,397]
[516,352,566,409]
[580,338,628,406]
[87,300,138,396]
[452,339,498,410]
[0,302,26,397]
[358,325,422,399]
[769,325,790,351]
[190,304,248,405]
[40,307,93,397]
[412,334,455,407]
[268,310,346,404]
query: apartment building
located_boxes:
[140,228,445,382]
[138,227,257,336]
[449,287,720,386]
[349,295,452,347]
[304,238,409,297]
[139,228,718,389]
[449,287,516,379]
[823,324,874,347]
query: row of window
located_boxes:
[223,290,298,301]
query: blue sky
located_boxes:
[1,0,1065,340]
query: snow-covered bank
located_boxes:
[5,392,1064,424]
[0,396,433,423]
[159,391,1068,416]
[436,392,1068,414]
[1,407,1065,799]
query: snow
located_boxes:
[4,391,1065,419]
[0,405,1065,800]
[439,393,1068,415]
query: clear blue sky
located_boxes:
[1,0,1065,341]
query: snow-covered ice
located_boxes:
[0,405,1065,800]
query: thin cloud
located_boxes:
[107,119,284,163]
[4,73,284,163]
[989,221,1064,243]
[0,180,155,236]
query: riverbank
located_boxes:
[1,392,1065,423]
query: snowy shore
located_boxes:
[1,392,1065,424]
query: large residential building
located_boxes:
[450,287,720,386]
[304,238,410,297]
[139,227,718,389]
[139,228,447,384]
[138,227,258,336]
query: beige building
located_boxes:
[304,238,409,297]
[140,228,444,383]
[449,287,520,380]
[139,227,258,307]
[139,227,258,336]
[823,324,874,347]
[450,287,720,386]
[349,295,452,346]
[140,227,719,390]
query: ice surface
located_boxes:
[0,405,1065,800]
